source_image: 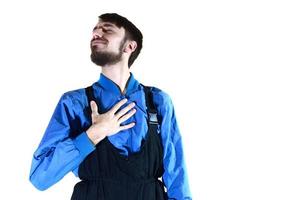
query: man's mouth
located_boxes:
[91,39,107,46]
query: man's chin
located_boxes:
[90,49,123,66]
[91,47,106,54]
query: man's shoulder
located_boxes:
[64,87,86,97]
[143,85,173,108]
[150,85,169,98]
[59,87,87,108]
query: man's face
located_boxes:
[90,21,127,66]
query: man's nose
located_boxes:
[92,32,102,39]
[92,30,103,39]
[92,33,101,40]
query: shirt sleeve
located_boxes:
[157,92,192,200]
[29,93,96,191]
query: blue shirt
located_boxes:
[29,72,192,199]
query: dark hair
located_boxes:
[98,13,143,68]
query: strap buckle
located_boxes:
[148,112,158,125]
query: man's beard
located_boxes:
[90,38,126,66]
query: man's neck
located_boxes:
[101,62,130,95]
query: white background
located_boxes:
[0,0,301,199]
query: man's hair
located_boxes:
[98,13,143,68]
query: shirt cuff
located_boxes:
[73,132,96,159]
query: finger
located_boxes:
[115,102,136,119]
[119,122,136,131]
[118,108,136,124]
[110,98,128,114]
[90,101,99,116]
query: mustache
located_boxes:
[91,38,108,43]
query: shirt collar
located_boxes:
[97,72,140,96]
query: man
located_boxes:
[29,13,192,199]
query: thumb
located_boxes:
[90,100,99,117]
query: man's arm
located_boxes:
[29,93,95,191]
[29,93,136,191]
[155,90,192,199]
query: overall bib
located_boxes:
[71,85,168,200]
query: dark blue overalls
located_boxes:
[71,85,168,200]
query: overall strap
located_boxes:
[142,84,159,126]
[85,86,99,118]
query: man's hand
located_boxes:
[86,98,136,145]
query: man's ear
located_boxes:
[124,40,137,53]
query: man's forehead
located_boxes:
[95,21,120,29]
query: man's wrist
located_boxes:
[86,126,106,145]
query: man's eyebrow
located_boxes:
[93,23,117,31]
